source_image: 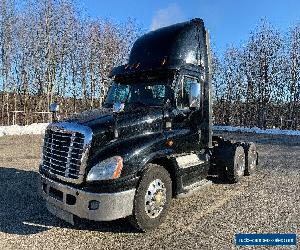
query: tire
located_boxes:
[217,165,228,181]
[227,145,245,183]
[129,164,172,232]
[243,142,257,176]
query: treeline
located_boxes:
[212,20,300,129]
[0,0,139,125]
[1,1,299,129]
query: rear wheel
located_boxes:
[217,165,228,181]
[243,142,257,176]
[129,164,172,232]
[227,145,245,183]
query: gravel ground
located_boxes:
[0,133,299,250]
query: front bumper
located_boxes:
[40,175,136,224]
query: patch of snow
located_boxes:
[0,123,49,137]
[0,123,299,137]
[213,125,300,136]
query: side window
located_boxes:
[150,85,165,99]
[177,76,200,109]
[105,83,130,104]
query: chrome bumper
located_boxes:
[40,175,136,224]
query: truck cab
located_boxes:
[39,19,258,231]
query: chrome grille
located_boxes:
[42,128,85,180]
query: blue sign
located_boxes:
[236,234,297,246]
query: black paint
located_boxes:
[42,18,214,196]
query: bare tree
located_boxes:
[0,0,139,125]
[239,20,284,128]
[218,46,244,125]
[212,20,297,129]
[285,23,300,129]
[0,0,16,125]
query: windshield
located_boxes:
[104,80,172,107]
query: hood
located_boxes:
[63,108,115,144]
[64,108,113,125]
[62,106,164,144]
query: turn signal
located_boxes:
[166,139,174,147]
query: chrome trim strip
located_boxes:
[48,122,92,145]
[45,141,84,149]
[44,149,82,159]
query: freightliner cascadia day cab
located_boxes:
[39,19,258,231]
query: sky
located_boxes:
[82,0,300,55]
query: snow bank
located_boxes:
[0,123,299,137]
[0,123,49,137]
[213,125,300,136]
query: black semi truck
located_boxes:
[39,18,258,231]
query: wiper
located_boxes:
[129,101,148,107]
[129,101,163,108]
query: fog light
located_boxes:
[88,200,100,210]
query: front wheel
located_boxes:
[129,164,172,232]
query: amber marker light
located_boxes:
[112,157,123,179]
[166,139,174,147]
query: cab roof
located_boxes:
[110,18,207,77]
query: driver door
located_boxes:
[170,73,201,154]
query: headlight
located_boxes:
[86,156,123,182]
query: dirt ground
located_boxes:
[0,132,299,250]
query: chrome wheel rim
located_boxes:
[236,154,245,177]
[144,179,166,218]
[249,151,257,170]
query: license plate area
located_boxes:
[46,203,74,225]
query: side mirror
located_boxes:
[50,103,60,112]
[50,103,60,122]
[164,99,171,109]
[189,82,201,108]
[113,102,125,113]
